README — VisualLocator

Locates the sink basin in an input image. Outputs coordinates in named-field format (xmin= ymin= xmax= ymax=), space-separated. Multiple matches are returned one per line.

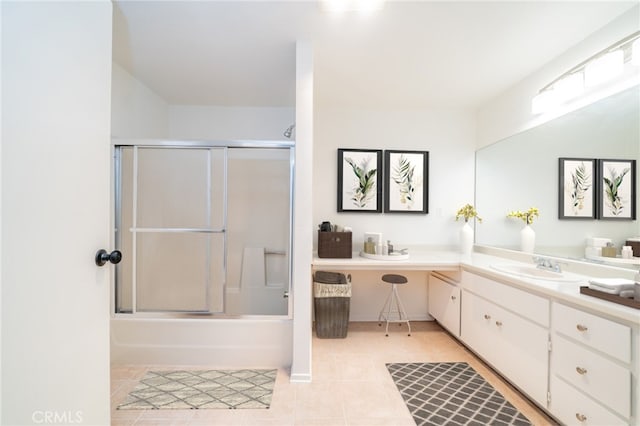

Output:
xmin=490 ymin=264 xmax=582 ymax=282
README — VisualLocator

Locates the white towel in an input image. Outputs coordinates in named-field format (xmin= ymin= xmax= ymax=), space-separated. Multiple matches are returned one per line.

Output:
xmin=620 ymin=289 xmax=635 ymax=298
xmin=588 ymin=281 xmax=636 ymax=295
xmin=240 ymin=247 xmax=266 ymax=288
xmin=587 ymin=278 xmax=635 ymax=289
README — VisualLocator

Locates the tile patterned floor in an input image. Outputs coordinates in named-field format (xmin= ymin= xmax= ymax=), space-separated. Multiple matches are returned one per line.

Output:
xmin=111 ymin=321 xmax=557 ymax=425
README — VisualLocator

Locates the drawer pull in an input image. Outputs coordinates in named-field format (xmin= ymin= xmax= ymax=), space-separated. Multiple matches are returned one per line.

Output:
xmin=495 ymin=320 xmax=503 ymax=327
xmin=575 ymin=413 xmax=587 ymax=422
xmin=576 ymin=324 xmax=588 ymax=332
xmin=483 ymin=314 xmax=491 ymax=320
xmin=575 ymin=366 xmax=588 ymax=375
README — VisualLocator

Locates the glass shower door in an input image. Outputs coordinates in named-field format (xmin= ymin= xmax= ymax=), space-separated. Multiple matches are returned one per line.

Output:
xmin=115 ymin=146 xmax=226 ymax=313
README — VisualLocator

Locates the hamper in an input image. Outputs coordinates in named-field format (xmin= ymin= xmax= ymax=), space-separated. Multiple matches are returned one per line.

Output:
xmin=313 ymin=271 xmax=351 ymax=338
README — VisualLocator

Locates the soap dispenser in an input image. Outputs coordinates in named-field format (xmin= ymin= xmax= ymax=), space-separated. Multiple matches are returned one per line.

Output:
xmin=601 ymin=242 xmax=616 ymax=258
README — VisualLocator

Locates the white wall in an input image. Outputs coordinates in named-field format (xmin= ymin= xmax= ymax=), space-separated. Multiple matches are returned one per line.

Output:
xmin=312 ymin=107 xmax=475 ymax=322
xmin=313 ymin=107 xmax=477 ymax=248
xmin=168 ymin=105 xmax=294 ymax=140
xmin=291 ymin=41 xmax=314 ymax=383
xmin=477 ymin=6 xmax=639 ymax=149
xmin=111 ymin=62 xmax=169 ymax=138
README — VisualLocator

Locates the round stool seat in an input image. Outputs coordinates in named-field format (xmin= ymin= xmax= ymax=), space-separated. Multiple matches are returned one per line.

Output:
xmin=381 ymin=274 xmax=408 ymax=284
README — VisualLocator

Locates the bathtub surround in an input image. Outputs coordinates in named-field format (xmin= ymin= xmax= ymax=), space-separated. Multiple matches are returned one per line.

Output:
xmin=117 ymin=369 xmax=276 ymax=410
xmin=387 ymin=362 xmax=532 ymax=426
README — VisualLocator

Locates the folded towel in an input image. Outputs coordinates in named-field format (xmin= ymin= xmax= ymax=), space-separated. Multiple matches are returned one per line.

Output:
xmin=588 ymin=282 xmax=636 ymax=295
xmin=620 ymin=289 xmax=635 ymax=298
xmin=588 ymin=283 xmax=621 ymax=294
xmin=587 ymin=278 xmax=635 ymax=289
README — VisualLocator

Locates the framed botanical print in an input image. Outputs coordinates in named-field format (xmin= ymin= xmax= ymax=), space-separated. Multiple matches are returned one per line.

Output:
xmin=337 ymin=149 xmax=383 ymax=213
xmin=598 ymin=159 xmax=636 ymax=220
xmin=384 ymin=150 xmax=429 ymax=214
xmin=558 ymin=158 xmax=596 ymax=219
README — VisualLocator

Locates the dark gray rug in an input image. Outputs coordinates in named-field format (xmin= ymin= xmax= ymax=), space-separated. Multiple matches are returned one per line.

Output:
xmin=387 ymin=362 xmax=532 ymax=426
xmin=117 ymin=369 xmax=276 ymax=410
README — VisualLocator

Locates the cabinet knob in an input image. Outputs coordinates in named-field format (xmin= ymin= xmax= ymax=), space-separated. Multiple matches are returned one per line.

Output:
xmin=451 ymin=295 xmax=457 ymax=301
xmin=576 ymin=324 xmax=588 ymax=332
xmin=483 ymin=314 xmax=491 ymax=320
xmin=575 ymin=366 xmax=588 ymax=375
xmin=495 ymin=320 xmax=503 ymax=327
xmin=575 ymin=413 xmax=587 ymax=422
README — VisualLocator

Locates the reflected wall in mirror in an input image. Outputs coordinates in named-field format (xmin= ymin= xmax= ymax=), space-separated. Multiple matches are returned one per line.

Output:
xmin=475 ymin=86 xmax=640 ymax=265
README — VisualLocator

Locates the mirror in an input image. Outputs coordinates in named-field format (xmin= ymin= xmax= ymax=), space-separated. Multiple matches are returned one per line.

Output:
xmin=475 ymin=85 xmax=640 ymax=266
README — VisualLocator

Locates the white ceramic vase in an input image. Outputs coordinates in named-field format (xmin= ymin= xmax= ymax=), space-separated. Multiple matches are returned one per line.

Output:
xmin=460 ymin=221 xmax=474 ymax=255
xmin=520 ymin=224 xmax=535 ymax=253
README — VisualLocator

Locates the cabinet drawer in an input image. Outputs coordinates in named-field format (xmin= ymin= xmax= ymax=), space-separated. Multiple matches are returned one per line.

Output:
xmin=553 ymin=303 xmax=631 ymax=363
xmin=553 ymin=335 xmax=630 ymax=418
xmin=550 ymin=375 xmax=627 ymax=426
xmin=461 ymin=290 xmax=548 ymax=406
xmin=462 ymin=271 xmax=549 ymax=326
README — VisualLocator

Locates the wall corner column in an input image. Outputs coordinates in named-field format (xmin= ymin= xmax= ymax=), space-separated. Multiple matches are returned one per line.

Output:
xmin=291 ymin=40 xmax=314 ymax=383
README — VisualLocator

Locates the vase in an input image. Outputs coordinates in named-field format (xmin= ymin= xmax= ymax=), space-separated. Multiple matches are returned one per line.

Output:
xmin=460 ymin=222 xmax=474 ymax=255
xmin=520 ymin=224 xmax=535 ymax=253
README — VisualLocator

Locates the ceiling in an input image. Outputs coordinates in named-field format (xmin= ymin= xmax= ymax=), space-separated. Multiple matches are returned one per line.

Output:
xmin=112 ymin=0 xmax=637 ymax=109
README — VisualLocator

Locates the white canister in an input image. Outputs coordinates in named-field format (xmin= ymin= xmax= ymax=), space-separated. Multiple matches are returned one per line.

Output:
xmin=622 ymin=246 xmax=633 ymax=259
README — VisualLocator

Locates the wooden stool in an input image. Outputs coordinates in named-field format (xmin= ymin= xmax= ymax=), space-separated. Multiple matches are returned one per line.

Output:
xmin=378 ymin=274 xmax=411 ymax=336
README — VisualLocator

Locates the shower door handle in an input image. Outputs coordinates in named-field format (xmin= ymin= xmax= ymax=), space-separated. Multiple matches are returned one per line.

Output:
xmin=95 ymin=249 xmax=122 ymax=266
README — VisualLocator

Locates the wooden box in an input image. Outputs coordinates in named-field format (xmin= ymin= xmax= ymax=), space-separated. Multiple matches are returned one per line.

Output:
xmin=625 ymin=239 xmax=640 ymax=257
xmin=317 ymin=231 xmax=352 ymax=258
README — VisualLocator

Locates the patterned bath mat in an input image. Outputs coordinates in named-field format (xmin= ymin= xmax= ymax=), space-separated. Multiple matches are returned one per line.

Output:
xmin=117 ymin=369 xmax=277 ymax=410
xmin=387 ymin=362 xmax=532 ymax=426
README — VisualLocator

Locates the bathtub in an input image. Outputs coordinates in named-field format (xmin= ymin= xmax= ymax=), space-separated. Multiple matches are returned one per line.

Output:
xmin=110 ymin=315 xmax=293 ymax=367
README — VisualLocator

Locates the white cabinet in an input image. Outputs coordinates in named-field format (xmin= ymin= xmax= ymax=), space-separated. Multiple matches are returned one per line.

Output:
xmin=428 ymin=273 xmax=460 ymax=336
xmin=550 ymin=302 xmax=633 ymax=424
xmin=460 ymin=271 xmax=549 ymax=407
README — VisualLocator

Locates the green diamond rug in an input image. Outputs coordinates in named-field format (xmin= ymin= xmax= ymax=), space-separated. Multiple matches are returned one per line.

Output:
xmin=117 ymin=369 xmax=277 ymax=410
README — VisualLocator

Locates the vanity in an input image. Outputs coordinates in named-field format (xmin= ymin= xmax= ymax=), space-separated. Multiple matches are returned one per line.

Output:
xmin=437 ymin=249 xmax=638 ymax=426
xmin=312 ymin=247 xmax=640 ymax=425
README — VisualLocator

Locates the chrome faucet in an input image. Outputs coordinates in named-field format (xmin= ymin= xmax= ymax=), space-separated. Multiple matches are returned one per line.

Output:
xmin=533 ymin=256 xmax=563 ymax=273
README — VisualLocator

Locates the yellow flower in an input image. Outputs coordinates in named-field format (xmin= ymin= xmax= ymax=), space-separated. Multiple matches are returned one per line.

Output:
xmin=507 ymin=207 xmax=539 ymax=225
xmin=455 ymin=204 xmax=482 ymax=223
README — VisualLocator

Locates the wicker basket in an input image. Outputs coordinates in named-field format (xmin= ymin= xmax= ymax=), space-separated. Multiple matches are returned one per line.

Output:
xmin=317 ymin=231 xmax=352 ymax=258
xmin=313 ymin=271 xmax=351 ymax=338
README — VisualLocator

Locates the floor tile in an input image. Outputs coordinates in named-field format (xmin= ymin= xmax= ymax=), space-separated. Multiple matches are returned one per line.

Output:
xmin=111 ymin=321 xmax=556 ymax=426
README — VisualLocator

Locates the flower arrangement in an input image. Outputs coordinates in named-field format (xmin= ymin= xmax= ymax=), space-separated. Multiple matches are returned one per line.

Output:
xmin=455 ymin=204 xmax=482 ymax=223
xmin=507 ymin=207 xmax=539 ymax=225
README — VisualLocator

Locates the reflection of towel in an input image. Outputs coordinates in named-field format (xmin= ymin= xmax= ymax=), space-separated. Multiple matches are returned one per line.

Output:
xmin=240 ymin=247 xmax=266 ymax=288
xmin=588 ymin=278 xmax=635 ymax=295
xmin=620 ymin=289 xmax=635 ymax=298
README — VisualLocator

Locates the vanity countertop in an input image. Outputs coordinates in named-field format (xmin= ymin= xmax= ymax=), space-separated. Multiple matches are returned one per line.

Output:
xmin=312 ymin=247 xmax=640 ymax=325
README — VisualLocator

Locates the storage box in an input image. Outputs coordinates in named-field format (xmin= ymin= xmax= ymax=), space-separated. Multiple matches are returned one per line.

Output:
xmin=625 ymin=238 xmax=640 ymax=257
xmin=317 ymin=231 xmax=352 ymax=258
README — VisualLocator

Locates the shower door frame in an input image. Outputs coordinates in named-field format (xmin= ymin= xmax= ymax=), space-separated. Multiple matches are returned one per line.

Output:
xmin=112 ymin=139 xmax=295 ymax=318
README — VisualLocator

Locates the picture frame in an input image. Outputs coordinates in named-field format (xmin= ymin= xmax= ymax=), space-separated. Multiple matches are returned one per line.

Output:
xmin=558 ymin=158 xmax=596 ymax=219
xmin=384 ymin=150 xmax=429 ymax=214
xmin=597 ymin=159 xmax=636 ymax=220
xmin=337 ymin=149 xmax=383 ymax=213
